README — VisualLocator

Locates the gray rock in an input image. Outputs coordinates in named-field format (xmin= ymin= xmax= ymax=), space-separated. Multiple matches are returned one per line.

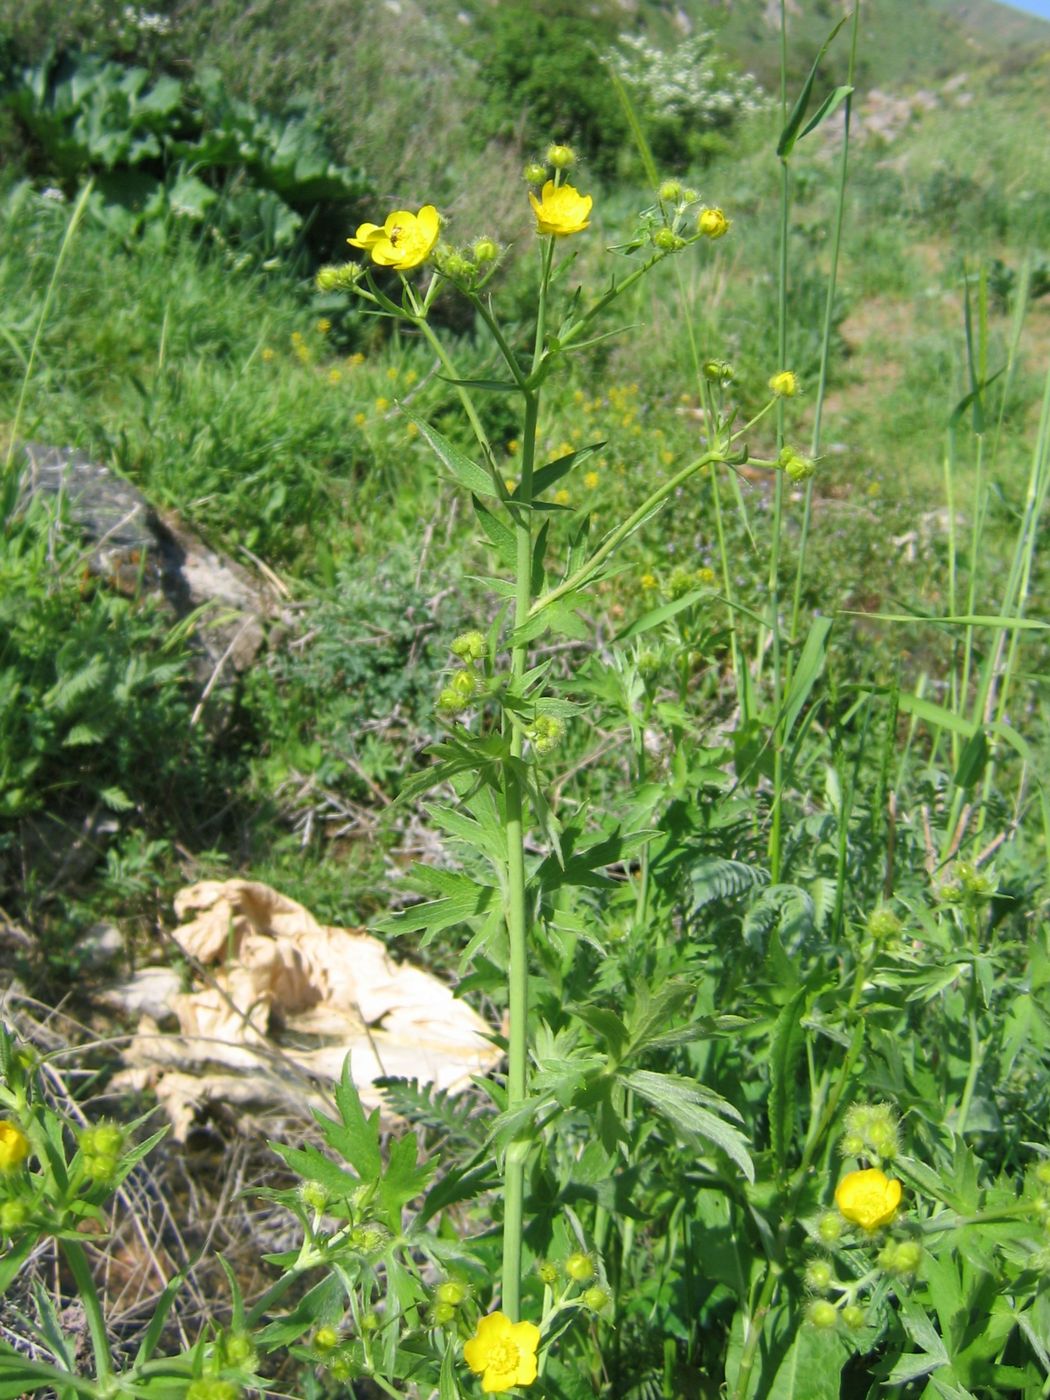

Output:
xmin=16 ymin=442 xmax=273 ymax=687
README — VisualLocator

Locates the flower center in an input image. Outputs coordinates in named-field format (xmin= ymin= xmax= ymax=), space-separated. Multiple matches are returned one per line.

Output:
xmin=489 ymin=1340 xmax=518 ymax=1375
xmin=389 ymin=224 xmax=404 ymax=246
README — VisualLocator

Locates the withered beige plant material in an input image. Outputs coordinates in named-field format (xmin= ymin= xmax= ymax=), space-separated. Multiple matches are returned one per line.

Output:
xmin=117 ymin=879 xmax=500 ymax=1140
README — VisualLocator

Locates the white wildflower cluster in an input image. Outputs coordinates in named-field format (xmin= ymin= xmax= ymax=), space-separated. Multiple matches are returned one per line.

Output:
xmin=608 ymin=30 xmax=767 ymax=131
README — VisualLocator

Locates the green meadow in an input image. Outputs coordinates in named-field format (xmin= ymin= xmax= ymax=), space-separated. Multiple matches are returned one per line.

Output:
xmin=1 ymin=1 xmax=1050 ymax=1396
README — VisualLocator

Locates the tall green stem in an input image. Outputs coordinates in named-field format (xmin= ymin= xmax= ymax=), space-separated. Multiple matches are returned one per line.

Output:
xmin=499 ymin=230 xmax=554 ymax=1316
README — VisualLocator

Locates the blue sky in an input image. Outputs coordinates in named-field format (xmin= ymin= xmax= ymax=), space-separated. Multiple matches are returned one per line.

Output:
xmin=994 ymin=0 xmax=1050 ymax=19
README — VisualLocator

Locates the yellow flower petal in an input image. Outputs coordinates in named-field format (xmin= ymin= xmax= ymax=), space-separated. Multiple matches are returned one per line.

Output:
xmin=835 ymin=1168 xmax=902 ymax=1231
xmin=529 ymin=181 xmax=592 ymax=237
xmin=464 ymin=1311 xmax=540 ymax=1393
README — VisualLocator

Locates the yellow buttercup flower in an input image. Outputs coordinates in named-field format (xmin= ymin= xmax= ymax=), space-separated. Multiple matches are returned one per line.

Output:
xmin=835 ymin=1168 xmax=902 ymax=1231
xmin=348 ymin=205 xmax=440 ymax=270
xmin=0 ymin=1120 xmax=29 ymax=1172
xmin=463 ymin=1312 xmax=540 ymax=1394
xmin=583 ymin=470 xmax=600 ymax=490
xmin=529 ymin=181 xmax=592 ymax=237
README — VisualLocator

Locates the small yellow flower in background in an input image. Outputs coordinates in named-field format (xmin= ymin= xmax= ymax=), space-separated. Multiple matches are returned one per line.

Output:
xmin=348 ymin=204 xmax=441 ymax=271
xmin=769 ymin=370 xmax=800 ymax=398
xmin=505 ymin=479 xmax=517 ymax=493
xmin=316 ymin=318 xmax=331 ymax=335
xmin=406 ymin=421 xmax=419 ymax=438
xmin=507 ymin=439 xmax=519 ymax=456
xmin=404 ymin=368 xmax=418 ymax=386
xmin=530 ymin=181 xmax=592 ymax=237
xmin=354 ymin=411 xmax=367 ymax=428
xmin=661 ymin=449 xmax=674 ymax=466
xmin=640 ymin=572 xmax=658 ymax=591
xmin=387 ymin=366 xmax=399 ymax=381
xmin=328 ymin=368 xmax=343 ymax=385
xmin=835 ymin=1168 xmax=902 ymax=1231
xmin=463 ymin=1311 xmax=540 ymax=1394
xmin=347 ymin=351 xmax=366 ymax=368
xmin=0 ymin=1120 xmax=29 ymax=1172
xmin=554 ymin=488 xmax=571 ymax=506
xmin=290 ymin=330 xmax=304 ymax=344
xmin=261 ymin=347 xmax=275 ymax=363
xmin=698 ymin=207 xmax=730 ymax=239
xmin=375 ymin=396 xmax=390 ymax=412
xmin=583 ymin=470 xmax=600 ymax=490
xmin=573 ymin=388 xmax=586 ymax=405
xmin=557 ymin=440 xmax=573 ymax=457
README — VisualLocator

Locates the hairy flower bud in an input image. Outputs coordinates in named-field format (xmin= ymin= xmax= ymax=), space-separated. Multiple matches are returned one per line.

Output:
xmin=697 ymin=207 xmax=730 ymax=239
xmin=547 ymin=143 xmax=576 ymax=169
xmin=566 ymin=1251 xmax=595 ymax=1283
xmin=524 ymin=162 xmax=548 ymax=184
xmin=769 ymin=370 xmax=800 ymax=398
xmin=658 ymin=179 xmax=682 ymax=202
xmin=807 ymin=1300 xmax=838 ymax=1330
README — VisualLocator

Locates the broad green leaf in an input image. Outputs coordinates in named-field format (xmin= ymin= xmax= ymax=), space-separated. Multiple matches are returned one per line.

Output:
xmin=378 ymin=1134 xmax=435 ymax=1228
xmin=405 ymin=415 xmax=496 ymax=498
xmin=532 ymin=440 xmax=605 ymax=496
xmin=472 ymin=495 xmax=516 ymax=567
xmin=315 ymin=1058 xmax=382 ymax=1182
xmin=622 ymin=1069 xmax=753 ymax=1180
xmin=763 ymin=1316 xmax=849 ymax=1399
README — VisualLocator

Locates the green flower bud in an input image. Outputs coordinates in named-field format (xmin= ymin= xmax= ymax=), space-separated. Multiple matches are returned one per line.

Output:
xmin=842 ymin=1304 xmax=866 ymax=1330
xmin=223 ymin=1333 xmax=256 ymax=1370
xmin=299 ymin=1181 xmax=328 ymax=1213
xmin=79 ymin=1122 xmax=126 ymax=1159
xmin=330 ymin=1358 xmax=355 ymax=1382
xmin=450 ymin=668 xmax=477 ymax=699
xmin=186 ymin=1382 xmax=240 ymax=1400
xmin=652 ymin=226 xmax=684 ymax=252
xmin=0 ymin=1199 xmax=29 ymax=1232
xmin=658 ymin=179 xmax=682 ymax=202
xmin=473 ymin=237 xmax=499 ymax=263
xmin=314 ymin=1326 xmax=339 ymax=1351
xmin=817 ymin=1211 xmax=844 ymax=1244
xmin=451 ymin=631 xmax=486 ymax=662
xmin=431 ymin=1302 xmax=457 ymax=1326
xmin=527 ymin=714 xmax=565 ymax=755
xmin=361 ymin=1312 xmax=381 ymax=1334
xmin=566 ymin=1251 xmax=595 ymax=1283
xmin=547 ymin=144 xmax=576 ymax=169
xmin=437 ymin=687 xmax=468 ymax=715
xmin=582 ymin=1286 xmax=609 ymax=1311
xmin=524 ymin=162 xmax=548 ymax=185
xmin=807 ymin=1300 xmax=838 ymax=1330
xmin=892 ymin=1240 xmax=922 ymax=1274
xmin=804 ymin=1259 xmax=834 ymax=1293
xmin=316 ymin=263 xmax=361 ymax=292
xmin=866 ymin=906 xmax=901 ymax=942
xmin=537 ymin=1261 xmax=559 ymax=1286
xmin=703 ymin=359 xmax=733 ymax=383
xmin=435 ymin=1280 xmax=468 ymax=1307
